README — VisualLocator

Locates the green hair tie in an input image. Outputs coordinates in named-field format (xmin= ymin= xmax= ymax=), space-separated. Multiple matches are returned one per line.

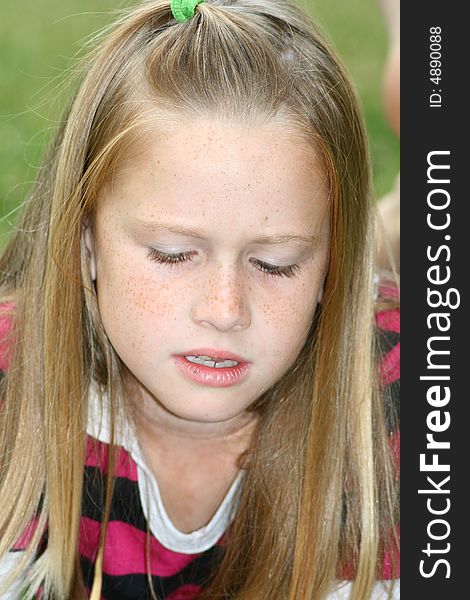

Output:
xmin=171 ymin=0 xmax=205 ymax=22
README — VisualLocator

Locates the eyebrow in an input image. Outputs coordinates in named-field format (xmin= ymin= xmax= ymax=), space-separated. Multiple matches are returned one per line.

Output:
xmin=132 ymin=220 xmax=319 ymax=246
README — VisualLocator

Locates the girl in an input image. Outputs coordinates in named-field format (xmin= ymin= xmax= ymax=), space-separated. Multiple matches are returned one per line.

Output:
xmin=0 ymin=0 xmax=400 ymax=598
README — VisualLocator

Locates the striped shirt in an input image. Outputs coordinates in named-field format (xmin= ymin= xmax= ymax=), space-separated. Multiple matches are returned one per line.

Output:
xmin=0 ymin=289 xmax=400 ymax=599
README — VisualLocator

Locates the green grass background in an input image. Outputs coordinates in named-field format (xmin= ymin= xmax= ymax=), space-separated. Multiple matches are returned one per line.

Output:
xmin=0 ymin=0 xmax=399 ymax=243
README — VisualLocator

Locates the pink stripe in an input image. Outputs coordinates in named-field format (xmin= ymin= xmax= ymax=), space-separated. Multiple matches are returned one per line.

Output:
xmin=85 ymin=437 xmax=138 ymax=481
xmin=379 ymin=343 xmax=400 ymax=386
xmin=0 ymin=303 xmax=14 ymax=371
xmin=79 ymin=517 xmax=101 ymax=563
xmin=375 ymin=308 xmax=400 ymax=333
xmin=79 ymin=517 xmax=202 ymax=577
xmin=382 ymin=525 xmax=400 ymax=579
xmin=165 ymin=584 xmax=203 ymax=599
xmin=378 ymin=282 xmax=399 ymax=301
xmin=12 ymin=517 xmax=42 ymax=550
xmin=216 ymin=530 xmax=229 ymax=546
xmin=84 ymin=590 xmax=105 ymax=600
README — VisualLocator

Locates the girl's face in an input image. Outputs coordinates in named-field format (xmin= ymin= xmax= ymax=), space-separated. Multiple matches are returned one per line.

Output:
xmin=87 ymin=118 xmax=330 ymax=435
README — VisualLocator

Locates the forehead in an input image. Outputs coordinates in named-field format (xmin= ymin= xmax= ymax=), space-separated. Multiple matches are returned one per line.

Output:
xmin=96 ymin=118 xmax=330 ymax=236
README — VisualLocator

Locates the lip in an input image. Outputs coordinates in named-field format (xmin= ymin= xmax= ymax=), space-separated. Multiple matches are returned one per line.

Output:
xmin=178 ymin=348 xmax=249 ymax=363
xmin=173 ymin=349 xmax=250 ymax=388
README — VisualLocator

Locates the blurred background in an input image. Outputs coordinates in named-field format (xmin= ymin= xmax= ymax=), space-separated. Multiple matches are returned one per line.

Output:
xmin=0 ymin=0 xmax=399 ymax=243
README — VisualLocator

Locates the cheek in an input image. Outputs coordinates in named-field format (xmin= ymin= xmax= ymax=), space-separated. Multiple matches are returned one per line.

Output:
xmin=258 ymin=279 xmax=318 ymax=363
xmin=123 ymin=273 xmax=177 ymax=318
xmin=94 ymin=247 xmax=181 ymax=344
xmin=96 ymin=265 xmax=185 ymax=364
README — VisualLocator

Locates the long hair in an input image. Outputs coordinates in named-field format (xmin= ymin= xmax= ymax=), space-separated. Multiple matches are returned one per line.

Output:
xmin=0 ymin=1 xmax=399 ymax=598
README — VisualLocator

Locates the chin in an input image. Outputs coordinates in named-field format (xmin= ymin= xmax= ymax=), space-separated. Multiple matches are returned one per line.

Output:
xmin=170 ymin=404 xmax=245 ymax=424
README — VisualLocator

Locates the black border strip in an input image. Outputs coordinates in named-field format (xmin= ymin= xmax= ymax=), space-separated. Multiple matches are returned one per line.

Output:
xmin=401 ymin=3 xmax=467 ymax=597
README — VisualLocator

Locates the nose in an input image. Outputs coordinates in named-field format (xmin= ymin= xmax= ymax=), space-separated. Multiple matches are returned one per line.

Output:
xmin=191 ymin=265 xmax=251 ymax=332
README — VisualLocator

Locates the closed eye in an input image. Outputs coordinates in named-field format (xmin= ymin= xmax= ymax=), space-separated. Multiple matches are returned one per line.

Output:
xmin=250 ymin=258 xmax=301 ymax=279
xmin=147 ymin=248 xmax=196 ymax=265
xmin=147 ymin=249 xmax=301 ymax=279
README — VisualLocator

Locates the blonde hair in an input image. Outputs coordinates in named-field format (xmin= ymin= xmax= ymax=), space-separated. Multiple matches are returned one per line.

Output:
xmin=0 ymin=1 xmax=399 ymax=598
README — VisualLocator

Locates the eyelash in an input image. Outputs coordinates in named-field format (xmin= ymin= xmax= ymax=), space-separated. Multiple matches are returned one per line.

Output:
xmin=147 ymin=249 xmax=301 ymax=279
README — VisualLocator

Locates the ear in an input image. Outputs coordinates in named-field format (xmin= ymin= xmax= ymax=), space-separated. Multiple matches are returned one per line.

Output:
xmin=82 ymin=220 xmax=97 ymax=282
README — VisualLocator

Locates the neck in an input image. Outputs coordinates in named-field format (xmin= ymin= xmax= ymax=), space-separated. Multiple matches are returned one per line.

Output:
xmin=123 ymin=379 xmax=257 ymax=534
xmin=125 ymin=378 xmax=258 ymax=452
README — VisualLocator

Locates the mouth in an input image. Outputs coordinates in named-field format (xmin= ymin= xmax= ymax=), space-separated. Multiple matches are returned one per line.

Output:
xmin=173 ymin=348 xmax=250 ymax=388
xmin=184 ymin=355 xmax=240 ymax=368
xmin=178 ymin=348 xmax=248 ymax=364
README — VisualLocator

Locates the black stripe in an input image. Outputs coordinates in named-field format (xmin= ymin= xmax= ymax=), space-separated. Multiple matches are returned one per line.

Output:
xmin=376 ymin=328 xmax=400 ymax=357
xmin=81 ymin=543 xmax=223 ymax=599
xmin=383 ymin=378 xmax=400 ymax=433
xmin=375 ymin=325 xmax=400 ymax=433
xmin=83 ymin=467 xmax=147 ymax=531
